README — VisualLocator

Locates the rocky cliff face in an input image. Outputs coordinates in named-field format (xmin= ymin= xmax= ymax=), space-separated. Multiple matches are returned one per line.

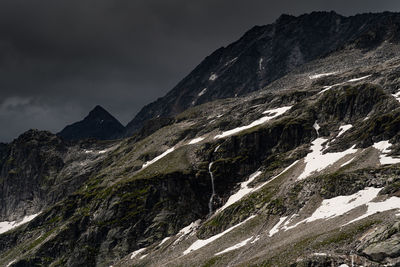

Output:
xmin=58 ymin=105 xmax=125 ymax=141
xmin=125 ymin=11 xmax=400 ymax=135
xmin=2 ymin=11 xmax=400 ymax=267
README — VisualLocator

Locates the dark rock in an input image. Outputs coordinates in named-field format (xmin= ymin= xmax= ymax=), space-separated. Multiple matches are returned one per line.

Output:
xmin=58 ymin=105 xmax=125 ymax=141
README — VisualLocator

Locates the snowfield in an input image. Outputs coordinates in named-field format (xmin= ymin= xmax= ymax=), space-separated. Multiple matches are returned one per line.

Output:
xmin=0 ymin=213 xmax=40 ymax=234
xmin=373 ymin=140 xmax=400 ymax=165
xmin=297 ymin=138 xmax=357 ymax=180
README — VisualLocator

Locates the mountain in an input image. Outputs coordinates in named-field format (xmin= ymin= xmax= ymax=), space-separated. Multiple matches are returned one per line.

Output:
xmin=2 ymin=11 xmax=400 ymax=267
xmin=58 ymin=105 xmax=125 ymax=141
xmin=125 ymin=11 xmax=400 ymax=135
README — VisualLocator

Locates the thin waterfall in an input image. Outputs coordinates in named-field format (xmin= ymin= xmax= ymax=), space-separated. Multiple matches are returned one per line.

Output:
xmin=208 ymin=162 xmax=216 ymax=216
xmin=313 ymin=121 xmax=320 ymax=136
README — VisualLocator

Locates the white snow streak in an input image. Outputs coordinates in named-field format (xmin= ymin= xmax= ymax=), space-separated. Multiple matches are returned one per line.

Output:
xmin=318 ymin=74 xmax=371 ymax=94
xmin=337 ymin=124 xmax=353 ymax=137
xmin=188 ymin=137 xmax=205 ymax=145
xmin=215 ymin=237 xmax=253 ymax=255
xmin=347 ymin=75 xmax=372 ymax=82
xmin=218 ymin=171 xmax=262 ymax=212
xmin=183 ymin=215 xmax=256 ymax=255
xmin=268 ymin=216 xmax=288 ymax=237
xmin=198 ymin=88 xmax=207 ymax=96
xmin=309 ymin=72 xmax=337 ymax=79
xmin=297 ymin=138 xmax=357 ymax=180
xmin=130 ymin=248 xmax=146 ymax=259
xmin=253 ymin=161 xmax=299 ymax=191
xmin=215 ymin=106 xmax=292 ymax=139
xmin=0 ymin=213 xmax=40 ymax=234
xmin=373 ymin=140 xmax=400 ymax=165
xmin=159 ymin=236 xmax=171 ymax=246
xmin=142 ymin=147 xmax=175 ymax=169
xmin=341 ymin=157 xmax=355 ymax=167
xmin=392 ymin=91 xmax=400 ymax=103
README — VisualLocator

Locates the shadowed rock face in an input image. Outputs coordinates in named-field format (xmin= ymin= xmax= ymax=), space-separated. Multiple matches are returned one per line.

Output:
xmin=58 ymin=105 xmax=125 ymax=141
xmin=125 ymin=11 xmax=400 ymax=135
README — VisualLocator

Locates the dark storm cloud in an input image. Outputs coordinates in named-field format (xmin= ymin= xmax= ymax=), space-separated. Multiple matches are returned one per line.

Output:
xmin=0 ymin=0 xmax=399 ymax=142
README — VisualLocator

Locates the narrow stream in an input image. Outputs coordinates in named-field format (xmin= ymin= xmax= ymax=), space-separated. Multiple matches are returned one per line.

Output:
xmin=208 ymin=162 xmax=216 ymax=216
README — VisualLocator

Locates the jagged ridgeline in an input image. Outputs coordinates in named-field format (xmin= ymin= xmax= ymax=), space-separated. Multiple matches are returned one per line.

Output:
xmin=2 ymin=11 xmax=400 ymax=267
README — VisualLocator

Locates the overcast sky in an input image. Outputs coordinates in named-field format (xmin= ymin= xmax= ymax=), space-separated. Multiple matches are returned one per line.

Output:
xmin=0 ymin=0 xmax=399 ymax=142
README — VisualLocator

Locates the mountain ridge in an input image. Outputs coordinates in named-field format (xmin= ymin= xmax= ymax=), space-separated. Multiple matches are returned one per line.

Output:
xmin=124 ymin=11 xmax=400 ymax=135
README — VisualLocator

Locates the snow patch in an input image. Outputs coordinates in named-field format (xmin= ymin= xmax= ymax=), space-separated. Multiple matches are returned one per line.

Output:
xmin=268 ymin=216 xmax=288 ymax=237
xmin=198 ymin=88 xmax=207 ymax=96
xmin=209 ymin=74 xmax=218 ymax=81
xmin=283 ymin=188 xmax=381 ymax=232
xmin=173 ymin=220 xmax=201 ymax=245
xmin=159 ymin=237 xmax=170 ymax=246
xmin=218 ymin=160 xmax=298 ymax=213
xmin=345 ymin=195 xmax=400 ymax=226
xmin=297 ymin=138 xmax=357 ymax=180
xmin=313 ymin=253 xmax=328 ymax=256
xmin=0 ymin=213 xmax=40 ymax=234
xmin=215 ymin=106 xmax=292 ymax=139
xmin=341 ymin=157 xmax=355 ymax=167
xmin=337 ymin=124 xmax=353 ymax=137
xmin=130 ymin=248 xmax=147 ymax=259
xmin=251 ymin=235 xmax=260 ymax=244
xmin=309 ymin=72 xmax=337 ymax=79
xmin=215 ymin=237 xmax=253 ymax=255
xmin=6 ymin=260 xmax=16 ymax=267
xmin=392 ymin=91 xmax=400 ymax=103
xmin=259 ymin=58 xmax=264 ymax=71
xmin=183 ymin=215 xmax=256 ymax=255
xmin=142 ymin=147 xmax=175 ymax=169
xmin=225 ymin=57 xmax=238 ymax=66
xmin=188 ymin=137 xmax=205 ymax=145
xmin=373 ymin=140 xmax=400 ymax=165
xmin=347 ymin=75 xmax=371 ymax=82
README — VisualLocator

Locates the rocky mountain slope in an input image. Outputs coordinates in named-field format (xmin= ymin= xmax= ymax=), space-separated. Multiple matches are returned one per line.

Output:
xmin=58 ymin=105 xmax=125 ymax=141
xmin=125 ymin=11 xmax=400 ymax=135
xmin=1 ymin=11 xmax=400 ymax=267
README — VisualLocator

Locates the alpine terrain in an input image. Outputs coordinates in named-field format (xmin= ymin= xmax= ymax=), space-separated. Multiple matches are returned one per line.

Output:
xmin=2 ymin=11 xmax=400 ymax=267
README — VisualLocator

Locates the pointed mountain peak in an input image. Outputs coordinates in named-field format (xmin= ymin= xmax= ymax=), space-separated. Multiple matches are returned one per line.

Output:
xmin=86 ymin=105 xmax=115 ymax=120
xmin=58 ymin=105 xmax=125 ymax=141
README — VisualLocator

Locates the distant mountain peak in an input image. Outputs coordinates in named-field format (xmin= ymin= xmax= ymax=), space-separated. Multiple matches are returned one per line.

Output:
xmin=58 ymin=105 xmax=125 ymax=141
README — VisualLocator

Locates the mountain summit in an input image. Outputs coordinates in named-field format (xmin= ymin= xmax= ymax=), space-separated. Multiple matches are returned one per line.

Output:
xmin=58 ymin=105 xmax=125 ymax=141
